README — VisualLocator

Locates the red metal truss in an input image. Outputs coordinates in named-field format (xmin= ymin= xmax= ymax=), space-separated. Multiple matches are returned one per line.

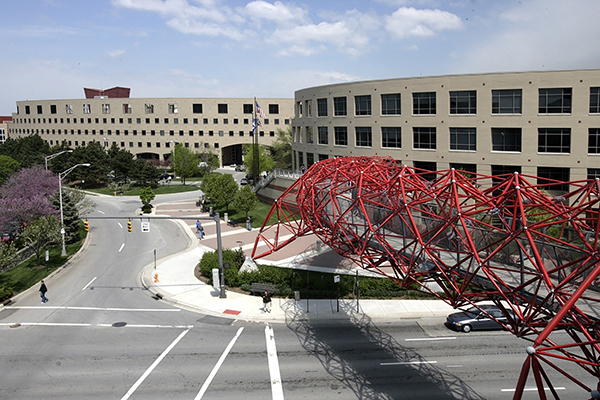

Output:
xmin=251 ymin=156 xmax=600 ymax=399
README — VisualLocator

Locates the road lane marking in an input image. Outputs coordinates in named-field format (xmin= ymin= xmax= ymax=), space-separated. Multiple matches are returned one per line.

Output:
xmin=380 ymin=360 xmax=437 ymax=366
xmin=265 ymin=324 xmax=284 ymax=399
xmin=97 ymin=324 xmax=193 ymax=329
xmin=81 ymin=277 xmax=97 ymax=291
xmin=98 ymin=210 xmax=105 ymax=214
xmin=121 ymin=327 xmax=191 ymax=400
xmin=405 ymin=337 xmax=456 ymax=341
xmin=119 ymin=243 xmax=125 ymax=252
xmin=195 ymin=327 xmax=244 ymax=400
xmin=5 ymin=306 xmax=180 ymax=312
xmin=501 ymin=387 xmax=565 ymax=392
xmin=118 ymin=222 xmax=123 ymax=228
xmin=0 ymin=322 xmax=91 ymax=327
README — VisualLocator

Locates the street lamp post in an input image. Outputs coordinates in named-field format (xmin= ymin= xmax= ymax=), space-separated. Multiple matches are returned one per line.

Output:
xmin=59 ymin=163 xmax=90 ymax=256
xmin=45 ymin=150 xmax=73 ymax=170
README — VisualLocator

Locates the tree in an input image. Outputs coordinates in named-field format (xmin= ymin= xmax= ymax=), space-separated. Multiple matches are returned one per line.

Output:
xmin=139 ymin=186 xmax=156 ymax=213
xmin=197 ymin=143 xmax=219 ymax=176
xmin=271 ymin=127 xmax=292 ymax=169
xmin=202 ymin=174 xmax=238 ymax=211
xmin=107 ymin=142 xmax=136 ymax=182
xmin=0 ymin=242 xmax=17 ymax=273
xmin=232 ymin=185 xmax=258 ymax=218
xmin=243 ymin=144 xmax=275 ymax=178
xmin=69 ymin=141 xmax=110 ymax=187
xmin=0 ymin=134 xmax=50 ymax=168
xmin=63 ymin=187 xmax=96 ymax=218
xmin=50 ymin=188 xmax=81 ymax=243
xmin=0 ymin=155 xmax=20 ymax=186
xmin=21 ymin=215 xmax=61 ymax=265
xmin=172 ymin=144 xmax=198 ymax=185
xmin=0 ymin=166 xmax=59 ymax=234
xmin=133 ymin=158 xmax=159 ymax=188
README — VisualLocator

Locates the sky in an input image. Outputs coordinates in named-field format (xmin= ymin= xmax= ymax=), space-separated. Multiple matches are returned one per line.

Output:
xmin=1 ymin=0 xmax=600 ymax=115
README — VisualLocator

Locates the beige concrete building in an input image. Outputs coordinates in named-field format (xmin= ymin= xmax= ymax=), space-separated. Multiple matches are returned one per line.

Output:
xmin=292 ymin=69 xmax=600 ymax=189
xmin=9 ymin=88 xmax=294 ymax=166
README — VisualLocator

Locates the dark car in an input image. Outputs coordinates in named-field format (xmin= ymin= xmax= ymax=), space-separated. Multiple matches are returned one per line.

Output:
xmin=445 ymin=304 xmax=514 ymax=333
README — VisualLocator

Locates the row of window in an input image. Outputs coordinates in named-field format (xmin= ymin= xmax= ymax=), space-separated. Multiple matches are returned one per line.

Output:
xmin=47 ymin=140 xmax=218 ymax=150
xmin=302 ymin=87 xmax=600 ymax=117
xmin=13 ymin=128 xmax=276 ymax=138
xmin=304 ymin=126 xmax=600 ymax=154
xmin=296 ymin=151 xmax=600 ymax=191
xmin=14 ymin=116 xmax=289 ymax=126
xmin=21 ymin=102 xmax=282 ymax=116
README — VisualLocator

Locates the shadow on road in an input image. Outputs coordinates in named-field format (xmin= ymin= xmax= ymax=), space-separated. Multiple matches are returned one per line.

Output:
xmin=282 ymin=299 xmax=485 ymax=400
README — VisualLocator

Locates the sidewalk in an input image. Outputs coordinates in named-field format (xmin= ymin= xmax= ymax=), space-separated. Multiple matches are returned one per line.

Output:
xmin=139 ymin=200 xmax=455 ymax=323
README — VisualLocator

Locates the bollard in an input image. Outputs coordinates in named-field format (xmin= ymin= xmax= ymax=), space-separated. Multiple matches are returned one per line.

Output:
xmin=154 ymin=273 xmax=159 ymax=283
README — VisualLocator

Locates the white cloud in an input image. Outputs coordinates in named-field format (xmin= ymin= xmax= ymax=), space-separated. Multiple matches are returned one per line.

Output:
xmin=107 ymin=49 xmax=126 ymax=57
xmin=385 ymin=7 xmax=463 ymax=39
xmin=244 ymin=1 xmax=305 ymax=24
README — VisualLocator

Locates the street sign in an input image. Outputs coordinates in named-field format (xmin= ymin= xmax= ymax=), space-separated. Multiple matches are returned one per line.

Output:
xmin=141 ymin=222 xmax=150 ymax=232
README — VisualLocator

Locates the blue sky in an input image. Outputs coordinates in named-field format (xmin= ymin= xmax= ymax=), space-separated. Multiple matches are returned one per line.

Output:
xmin=2 ymin=0 xmax=600 ymax=115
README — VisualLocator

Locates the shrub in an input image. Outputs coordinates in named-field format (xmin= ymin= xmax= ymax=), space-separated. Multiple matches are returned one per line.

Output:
xmin=0 ymin=286 xmax=13 ymax=303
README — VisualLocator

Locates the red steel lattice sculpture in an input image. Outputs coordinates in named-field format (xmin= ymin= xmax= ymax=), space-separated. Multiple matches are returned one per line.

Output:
xmin=252 ymin=156 xmax=600 ymax=400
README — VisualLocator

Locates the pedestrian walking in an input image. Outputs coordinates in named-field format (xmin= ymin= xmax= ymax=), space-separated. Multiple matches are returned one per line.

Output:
xmin=262 ymin=290 xmax=272 ymax=313
xmin=246 ymin=216 xmax=252 ymax=231
xmin=196 ymin=220 xmax=204 ymax=239
xmin=39 ymin=280 xmax=48 ymax=303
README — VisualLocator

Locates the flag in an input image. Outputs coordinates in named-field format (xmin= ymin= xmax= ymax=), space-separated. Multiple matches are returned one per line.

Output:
xmin=256 ymin=101 xmax=266 ymax=119
xmin=253 ymin=117 xmax=262 ymax=128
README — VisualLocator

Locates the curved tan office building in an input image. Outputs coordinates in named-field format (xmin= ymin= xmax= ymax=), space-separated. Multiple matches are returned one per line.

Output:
xmin=9 ymin=87 xmax=294 ymax=166
xmin=292 ymin=69 xmax=600 ymax=188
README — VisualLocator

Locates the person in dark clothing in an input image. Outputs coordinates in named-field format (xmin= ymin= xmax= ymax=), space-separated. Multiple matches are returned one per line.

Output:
xmin=39 ymin=280 xmax=48 ymax=303
xmin=262 ymin=290 xmax=272 ymax=312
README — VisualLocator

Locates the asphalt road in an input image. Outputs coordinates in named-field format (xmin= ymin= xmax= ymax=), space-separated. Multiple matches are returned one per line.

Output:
xmin=0 ymin=190 xmax=589 ymax=399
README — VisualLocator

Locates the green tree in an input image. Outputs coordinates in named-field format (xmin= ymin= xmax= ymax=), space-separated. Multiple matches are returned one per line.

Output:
xmin=139 ymin=186 xmax=156 ymax=213
xmin=69 ymin=140 xmax=110 ymax=187
xmin=243 ymin=144 xmax=275 ymax=178
xmin=197 ymin=142 xmax=219 ymax=176
xmin=0 ymin=242 xmax=17 ymax=272
xmin=204 ymin=174 xmax=239 ymax=211
xmin=232 ymin=185 xmax=258 ymax=218
xmin=0 ymin=155 xmax=20 ymax=186
xmin=133 ymin=158 xmax=159 ymax=188
xmin=50 ymin=188 xmax=80 ymax=244
xmin=107 ymin=142 xmax=136 ymax=182
xmin=172 ymin=144 xmax=198 ymax=185
xmin=0 ymin=134 xmax=50 ymax=168
xmin=271 ymin=127 xmax=292 ymax=169
xmin=21 ymin=215 xmax=61 ymax=265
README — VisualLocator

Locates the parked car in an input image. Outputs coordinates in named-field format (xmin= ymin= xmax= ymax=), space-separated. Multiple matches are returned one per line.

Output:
xmin=235 ymin=164 xmax=245 ymax=171
xmin=445 ymin=304 xmax=514 ymax=333
xmin=240 ymin=178 xmax=248 ymax=185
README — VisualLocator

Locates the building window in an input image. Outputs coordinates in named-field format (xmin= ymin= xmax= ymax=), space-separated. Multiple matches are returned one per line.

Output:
xmin=123 ymin=104 xmax=132 ymax=114
xmin=590 ymin=88 xmax=600 ymax=113
xmin=537 ymin=167 xmax=570 ymax=192
xmin=192 ymin=103 xmax=203 ymax=113
xmin=355 ymin=127 xmax=372 ymax=147
xmin=414 ymin=161 xmax=437 ymax=181
xmin=317 ymin=98 xmax=328 ymax=117
xmin=218 ymin=103 xmax=228 ymax=113
xmin=334 ymin=97 xmax=347 ymax=116
xmin=83 ymin=104 xmax=91 ymax=114
xmin=213 ymin=118 xmax=218 ymax=124
xmin=382 ymin=127 xmax=401 ymax=148
xmin=318 ymin=126 xmax=328 ymax=144
xmin=66 ymin=105 xmax=73 ymax=114
xmin=492 ymin=128 xmax=522 ymax=152
xmin=492 ymin=89 xmax=522 ymax=114
xmin=381 ymin=94 xmax=401 ymax=115
xmin=50 ymin=105 xmax=57 ymax=114
xmin=539 ymin=88 xmax=571 ymax=114
xmin=589 ymin=128 xmax=600 ymax=153
xmin=269 ymin=104 xmax=279 ymax=114
xmin=36 ymin=105 xmax=43 ymax=114
xmin=413 ymin=92 xmax=436 ymax=115
xmin=588 ymin=168 xmax=600 ymax=179
xmin=450 ymin=127 xmax=476 ymax=151
xmin=243 ymin=104 xmax=253 ymax=114
xmin=145 ymin=104 xmax=154 ymax=114
xmin=168 ymin=103 xmax=179 ymax=114
xmin=274 ymin=119 xmax=279 ymax=125
xmin=538 ymin=128 xmax=570 ymax=153
xmin=449 ymin=91 xmax=476 ymax=114
xmin=102 ymin=104 xmax=110 ymax=114
xmin=450 ymin=163 xmax=477 ymax=175
xmin=334 ymin=126 xmax=348 ymax=146
xmin=413 ymin=127 xmax=436 ymax=149
xmin=355 ymin=95 xmax=372 ymax=116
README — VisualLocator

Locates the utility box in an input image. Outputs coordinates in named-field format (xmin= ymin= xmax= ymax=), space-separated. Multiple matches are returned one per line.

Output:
xmin=212 ymin=268 xmax=220 ymax=291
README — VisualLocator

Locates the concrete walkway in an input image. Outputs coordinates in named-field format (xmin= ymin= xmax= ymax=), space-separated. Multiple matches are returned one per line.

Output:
xmin=140 ymin=199 xmax=455 ymax=323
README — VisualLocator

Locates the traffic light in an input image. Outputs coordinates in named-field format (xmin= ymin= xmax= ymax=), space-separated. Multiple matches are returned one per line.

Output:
xmin=127 ymin=220 xmax=132 ymax=232
xmin=84 ymin=220 xmax=89 ymax=232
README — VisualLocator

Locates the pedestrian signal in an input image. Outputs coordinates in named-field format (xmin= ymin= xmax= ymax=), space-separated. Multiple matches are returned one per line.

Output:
xmin=84 ymin=220 xmax=89 ymax=232
xmin=127 ymin=220 xmax=132 ymax=232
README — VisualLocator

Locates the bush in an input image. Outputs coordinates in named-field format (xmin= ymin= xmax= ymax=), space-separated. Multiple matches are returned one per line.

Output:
xmin=0 ymin=286 xmax=13 ymax=302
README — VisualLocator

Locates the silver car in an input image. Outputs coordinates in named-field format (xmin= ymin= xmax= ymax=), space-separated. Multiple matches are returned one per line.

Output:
xmin=445 ymin=305 xmax=513 ymax=333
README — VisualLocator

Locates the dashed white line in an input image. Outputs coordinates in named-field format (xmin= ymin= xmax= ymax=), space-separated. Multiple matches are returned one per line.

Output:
xmin=0 ymin=322 xmax=91 ymax=327
xmin=380 ymin=360 xmax=437 ymax=366
xmin=265 ymin=324 xmax=284 ymax=399
xmin=121 ymin=328 xmax=191 ymax=400
xmin=405 ymin=337 xmax=456 ymax=342
xmin=195 ymin=327 xmax=244 ymax=400
xmin=118 ymin=243 xmax=125 ymax=252
xmin=501 ymin=387 xmax=565 ymax=392
xmin=5 ymin=306 xmax=180 ymax=312
xmin=117 ymin=222 xmax=123 ymax=228
xmin=81 ymin=277 xmax=97 ymax=291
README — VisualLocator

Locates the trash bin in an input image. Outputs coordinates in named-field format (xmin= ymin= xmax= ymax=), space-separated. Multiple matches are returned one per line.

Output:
xmin=294 ymin=291 xmax=300 ymax=302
